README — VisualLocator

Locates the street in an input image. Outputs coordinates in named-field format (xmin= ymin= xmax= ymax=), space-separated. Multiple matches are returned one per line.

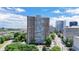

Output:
xmin=51 ymin=34 xmax=68 ymax=51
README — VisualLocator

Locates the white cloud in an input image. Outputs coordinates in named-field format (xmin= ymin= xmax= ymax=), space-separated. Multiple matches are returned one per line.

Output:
xmin=0 ymin=7 xmax=14 ymax=13
xmin=0 ymin=12 xmax=27 ymax=28
xmin=65 ymin=8 xmax=79 ymax=14
xmin=53 ymin=10 xmax=61 ymax=13
xmin=0 ymin=7 xmax=4 ymax=10
xmin=15 ymin=8 xmax=25 ymax=12
xmin=0 ymin=7 xmax=27 ymax=28
xmin=0 ymin=7 xmax=8 ymax=12
xmin=0 ymin=7 xmax=26 ymax=13
xmin=0 ymin=13 xmax=10 ymax=20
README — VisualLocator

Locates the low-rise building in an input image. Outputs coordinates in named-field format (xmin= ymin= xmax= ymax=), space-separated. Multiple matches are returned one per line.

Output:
xmin=64 ymin=26 xmax=79 ymax=39
xmin=73 ymin=36 xmax=79 ymax=50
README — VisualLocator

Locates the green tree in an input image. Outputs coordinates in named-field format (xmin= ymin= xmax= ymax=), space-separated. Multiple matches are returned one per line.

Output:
xmin=50 ymin=45 xmax=61 ymax=51
xmin=65 ymin=38 xmax=73 ymax=47
xmin=61 ymin=36 xmax=65 ymax=43
xmin=20 ymin=32 xmax=26 ymax=42
xmin=14 ymin=36 xmax=20 ymax=42
xmin=3 ymin=35 xmax=10 ymax=41
xmin=14 ymin=32 xmax=20 ymax=38
xmin=14 ymin=32 xmax=26 ymax=42
xmin=51 ymin=32 xmax=55 ymax=40
xmin=0 ymin=36 xmax=4 ymax=44
xmin=45 ymin=37 xmax=51 ymax=47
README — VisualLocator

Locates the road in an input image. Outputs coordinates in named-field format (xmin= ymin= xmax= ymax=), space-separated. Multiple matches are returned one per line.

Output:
xmin=0 ymin=40 xmax=13 ymax=51
xmin=51 ymin=35 xmax=68 ymax=51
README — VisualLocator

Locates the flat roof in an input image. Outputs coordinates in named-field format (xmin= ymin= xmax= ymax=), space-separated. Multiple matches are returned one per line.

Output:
xmin=64 ymin=26 xmax=79 ymax=29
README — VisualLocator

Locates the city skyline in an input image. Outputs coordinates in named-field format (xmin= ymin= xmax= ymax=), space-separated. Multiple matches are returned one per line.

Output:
xmin=0 ymin=7 xmax=79 ymax=28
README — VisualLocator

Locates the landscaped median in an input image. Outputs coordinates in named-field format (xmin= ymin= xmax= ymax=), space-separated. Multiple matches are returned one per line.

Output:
xmin=5 ymin=42 xmax=39 ymax=51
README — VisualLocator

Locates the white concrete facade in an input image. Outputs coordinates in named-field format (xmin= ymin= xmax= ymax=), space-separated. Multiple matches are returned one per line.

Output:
xmin=64 ymin=26 xmax=79 ymax=39
xmin=73 ymin=36 xmax=79 ymax=50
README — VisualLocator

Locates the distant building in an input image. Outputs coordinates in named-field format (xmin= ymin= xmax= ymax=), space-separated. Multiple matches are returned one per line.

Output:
xmin=69 ymin=21 xmax=78 ymax=26
xmin=27 ymin=15 xmax=49 ymax=44
xmin=56 ymin=20 xmax=65 ymax=32
xmin=64 ymin=26 xmax=79 ymax=39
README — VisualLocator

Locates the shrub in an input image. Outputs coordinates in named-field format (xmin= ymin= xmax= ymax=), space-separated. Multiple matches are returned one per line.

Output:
xmin=5 ymin=43 xmax=19 ymax=51
xmin=26 ymin=45 xmax=38 ymax=51
xmin=45 ymin=37 xmax=51 ymax=47
xmin=5 ymin=42 xmax=38 ymax=51
xmin=50 ymin=45 xmax=61 ymax=51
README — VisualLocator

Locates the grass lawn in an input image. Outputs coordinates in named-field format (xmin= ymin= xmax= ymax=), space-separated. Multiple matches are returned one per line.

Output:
xmin=0 ymin=41 xmax=9 ymax=48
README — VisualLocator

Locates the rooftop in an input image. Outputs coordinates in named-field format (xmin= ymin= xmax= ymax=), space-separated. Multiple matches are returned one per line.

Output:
xmin=64 ymin=26 xmax=79 ymax=29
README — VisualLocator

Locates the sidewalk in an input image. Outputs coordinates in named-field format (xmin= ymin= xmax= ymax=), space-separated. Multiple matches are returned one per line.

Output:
xmin=0 ymin=40 xmax=13 ymax=51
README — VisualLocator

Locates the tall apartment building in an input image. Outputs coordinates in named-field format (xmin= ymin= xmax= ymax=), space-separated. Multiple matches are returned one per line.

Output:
xmin=27 ymin=15 xmax=49 ymax=44
xmin=56 ymin=20 xmax=65 ymax=32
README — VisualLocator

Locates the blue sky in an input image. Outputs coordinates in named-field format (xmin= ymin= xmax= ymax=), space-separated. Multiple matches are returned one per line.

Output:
xmin=14 ymin=7 xmax=79 ymax=17
xmin=0 ymin=7 xmax=79 ymax=28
